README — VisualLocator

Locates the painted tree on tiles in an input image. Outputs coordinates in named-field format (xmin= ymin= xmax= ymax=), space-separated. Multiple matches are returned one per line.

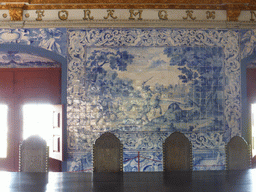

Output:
xmin=163 ymin=46 xmax=224 ymax=130
xmin=84 ymin=48 xmax=135 ymax=125
xmin=85 ymin=49 xmax=135 ymax=96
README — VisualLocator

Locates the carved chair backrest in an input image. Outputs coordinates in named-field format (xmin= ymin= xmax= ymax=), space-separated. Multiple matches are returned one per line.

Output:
xmin=163 ymin=132 xmax=192 ymax=171
xmin=19 ymin=135 xmax=49 ymax=172
xmin=226 ymin=136 xmax=251 ymax=170
xmin=93 ymin=132 xmax=123 ymax=172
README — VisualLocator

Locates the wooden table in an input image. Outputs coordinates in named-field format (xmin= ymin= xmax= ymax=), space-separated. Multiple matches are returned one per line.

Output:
xmin=1 ymin=169 xmax=255 ymax=191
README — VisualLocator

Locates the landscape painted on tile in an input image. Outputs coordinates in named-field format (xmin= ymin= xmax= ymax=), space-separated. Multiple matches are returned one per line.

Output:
xmin=83 ymin=46 xmax=224 ymax=133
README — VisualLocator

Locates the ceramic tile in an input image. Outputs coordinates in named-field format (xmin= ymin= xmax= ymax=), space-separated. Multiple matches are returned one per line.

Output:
xmin=67 ymin=28 xmax=240 ymax=172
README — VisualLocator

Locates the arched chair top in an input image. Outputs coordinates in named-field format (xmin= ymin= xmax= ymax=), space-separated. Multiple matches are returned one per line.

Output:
xmin=93 ymin=132 xmax=123 ymax=172
xmin=226 ymin=136 xmax=250 ymax=170
xmin=95 ymin=132 xmax=121 ymax=148
xmin=19 ymin=135 xmax=49 ymax=172
xmin=163 ymin=132 xmax=192 ymax=171
xmin=227 ymin=136 xmax=248 ymax=148
xmin=21 ymin=135 xmax=47 ymax=148
xmin=164 ymin=132 xmax=190 ymax=145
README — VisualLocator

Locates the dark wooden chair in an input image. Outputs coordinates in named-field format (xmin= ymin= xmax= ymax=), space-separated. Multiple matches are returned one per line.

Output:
xmin=163 ymin=132 xmax=192 ymax=171
xmin=226 ymin=136 xmax=251 ymax=170
xmin=93 ymin=132 xmax=123 ymax=172
xmin=19 ymin=135 xmax=49 ymax=172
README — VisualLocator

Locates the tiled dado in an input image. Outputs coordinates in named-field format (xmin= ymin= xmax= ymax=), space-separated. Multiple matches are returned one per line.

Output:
xmin=67 ymin=147 xmax=226 ymax=172
xmin=66 ymin=131 xmax=226 ymax=172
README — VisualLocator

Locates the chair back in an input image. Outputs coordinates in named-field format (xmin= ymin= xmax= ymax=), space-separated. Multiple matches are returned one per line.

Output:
xmin=93 ymin=132 xmax=123 ymax=172
xmin=19 ymin=135 xmax=49 ymax=172
xmin=226 ymin=136 xmax=251 ymax=170
xmin=163 ymin=132 xmax=192 ymax=171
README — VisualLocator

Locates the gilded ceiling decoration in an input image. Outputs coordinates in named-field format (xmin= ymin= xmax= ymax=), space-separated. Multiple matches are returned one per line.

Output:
xmin=0 ymin=0 xmax=255 ymax=10
xmin=0 ymin=0 xmax=255 ymax=22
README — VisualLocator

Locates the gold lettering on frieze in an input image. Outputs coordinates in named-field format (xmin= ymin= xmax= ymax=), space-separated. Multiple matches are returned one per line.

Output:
xmin=36 ymin=10 xmax=44 ymax=21
xmin=83 ymin=10 xmax=94 ymax=20
xmin=129 ymin=10 xmax=143 ymax=20
xmin=104 ymin=10 xmax=117 ymax=19
xmin=158 ymin=10 xmax=168 ymax=20
xmin=58 ymin=10 xmax=68 ymax=20
xmin=183 ymin=10 xmax=196 ymax=20
xmin=250 ymin=11 xmax=256 ymax=21
xmin=206 ymin=11 xmax=215 ymax=19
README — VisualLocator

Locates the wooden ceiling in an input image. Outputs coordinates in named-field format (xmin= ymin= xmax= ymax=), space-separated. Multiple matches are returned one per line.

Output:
xmin=0 ymin=0 xmax=255 ymax=10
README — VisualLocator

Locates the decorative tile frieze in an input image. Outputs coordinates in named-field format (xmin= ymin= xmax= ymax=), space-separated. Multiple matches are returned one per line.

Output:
xmin=0 ymin=28 xmax=67 ymax=57
xmin=123 ymin=151 xmax=163 ymax=172
xmin=241 ymin=29 xmax=256 ymax=59
xmin=193 ymin=149 xmax=225 ymax=171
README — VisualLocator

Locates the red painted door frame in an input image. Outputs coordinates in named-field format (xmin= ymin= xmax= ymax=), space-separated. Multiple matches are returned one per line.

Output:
xmin=0 ymin=68 xmax=61 ymax=171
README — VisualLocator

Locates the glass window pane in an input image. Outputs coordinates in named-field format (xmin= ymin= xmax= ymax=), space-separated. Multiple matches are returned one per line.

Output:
xmin=252 ymin=104 xmax=256 ymax=157
xmin=23 ymin=104 xmax=53 ymax=146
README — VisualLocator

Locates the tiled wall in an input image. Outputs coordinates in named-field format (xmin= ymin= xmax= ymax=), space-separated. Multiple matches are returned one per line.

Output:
xmin=0 ymin=28 xmax=67 ymax=58
xmin=66 ymin=29 xmax=241 ymax=171
xmin=0 ymin=28 xmax=255 ymax=172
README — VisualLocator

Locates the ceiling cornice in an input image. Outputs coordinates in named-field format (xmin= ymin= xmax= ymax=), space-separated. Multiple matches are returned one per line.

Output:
xmin=0 ymin=0 xmax=256 ymax=22
xmin=0 ymin=0 xmax=255 ymax=10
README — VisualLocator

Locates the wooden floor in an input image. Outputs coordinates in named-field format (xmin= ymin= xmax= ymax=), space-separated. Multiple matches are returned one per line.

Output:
xmin=1 ymin=169 xmax=255 ymax=192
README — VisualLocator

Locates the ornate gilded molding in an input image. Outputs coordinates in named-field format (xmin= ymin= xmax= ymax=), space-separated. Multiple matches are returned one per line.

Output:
xmin=7 ymin=3 xmax=25 ymax=21
xmin=0 ymin=0 xmax=255 ymax=10
xmin=0 ymin=8 xmax=255 ymax=26
xmin=227 ymin=9 xmax=241 ymax=21
xmin=226 ymin=4 xmax=243 ymax=21
xmin=0 ymin=0 xmax=255 ymax=22
xmin=4 ymin=0 xmax=29 ymax=2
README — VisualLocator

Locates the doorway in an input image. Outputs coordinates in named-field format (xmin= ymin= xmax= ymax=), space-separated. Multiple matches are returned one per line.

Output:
xmin=0 ymin=68 xmax=61 ymax=171
xmin=0 ymin=105 xmax=8 ymax=159
xmin=246 ymin=67 xmax=256 ymax=168
xmin=23 ymin=104 xmax=55 ymax=146
xmin=251 ymin=104 xmax=256 ymax=159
